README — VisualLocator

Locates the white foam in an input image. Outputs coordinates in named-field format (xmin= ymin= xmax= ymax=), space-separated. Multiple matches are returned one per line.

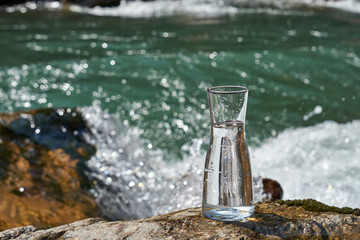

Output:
xmin=4 ymin=0 xmax=360 ymax=17
xmin=68 ymin=0 xmax=360 ymax=17
xmin=81 ymin=105 xmax=360 ymax=220
xmin=69 ymin=0 xmax=239 ymax=18
xmin=251 ymin=120 xmax=360 ymax=208
xmin=322 ymin=0 xmax=360 ymax=13
xmin=80 ymin=105 xmax=265 ymax=220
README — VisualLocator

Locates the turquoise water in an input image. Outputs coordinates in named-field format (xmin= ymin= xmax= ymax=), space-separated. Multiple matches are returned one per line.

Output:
xmin=1 ymin=9 xmax=359 ymax=153
xmin=1 ymin=3 xmax=360 ymax=217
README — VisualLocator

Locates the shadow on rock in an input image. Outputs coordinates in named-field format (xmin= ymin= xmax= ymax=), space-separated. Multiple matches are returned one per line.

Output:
xmin=230 ymin=211 xmax=329 ymax=239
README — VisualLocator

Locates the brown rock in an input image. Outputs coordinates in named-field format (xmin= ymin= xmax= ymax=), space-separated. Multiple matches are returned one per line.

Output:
xmin=1 ymin=201 xmax=359 ymax=239
xmin=262 ymin=178 xmax=284 ymax=201
xmin=0 ymin=108 xmax=98 ymax=231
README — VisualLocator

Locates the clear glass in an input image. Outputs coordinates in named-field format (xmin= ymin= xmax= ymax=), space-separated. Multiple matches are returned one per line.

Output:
xmin=202 ymin=86 xmax=254 ymax=221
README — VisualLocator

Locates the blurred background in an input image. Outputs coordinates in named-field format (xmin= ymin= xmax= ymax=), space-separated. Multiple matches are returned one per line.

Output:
xmin=0 ymin=0 xmax=359 ymax=229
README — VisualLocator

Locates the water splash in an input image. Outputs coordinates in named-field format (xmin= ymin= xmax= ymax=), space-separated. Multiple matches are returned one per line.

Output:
xmin=80 ymin=0 xmax=360 ymax=16
xmin=81 ymin=105 xmax=264 ymax=220
xmin=80 ymin=105 xmax=360 ymax=220
xmin=303 ymin=105 xmax=323 ymax=121
xmin=3 ymin=0 xmax=360 ymax=17
xmin=251 ymin=120 xmax=360 ymax=208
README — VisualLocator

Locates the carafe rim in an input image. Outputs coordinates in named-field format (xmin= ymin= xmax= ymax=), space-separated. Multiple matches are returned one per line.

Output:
xmin=207 ymin=86 xmax=248 ymax=94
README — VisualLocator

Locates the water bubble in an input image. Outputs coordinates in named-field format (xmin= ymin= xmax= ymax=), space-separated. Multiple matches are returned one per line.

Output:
xmin=209 ymin=52 xmax=217 ymax=59
xmin=254 ymin=52 xmax=262 ymax=58
xmin=238 ymin=71 xmax=247 ymax=78
xmin=57 ymin=109 xmax=64 ymax=116
xmin=162 ymin=32 xmax=170 ymax=38
xmin=313 ymin=105 xmax=323 ymax=114
xmin=304 ymin=106 xmax=322 ymax=121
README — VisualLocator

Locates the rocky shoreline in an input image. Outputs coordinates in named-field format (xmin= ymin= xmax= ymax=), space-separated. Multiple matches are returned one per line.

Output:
xmin=1 ymin=201 xmax=360 ymax=239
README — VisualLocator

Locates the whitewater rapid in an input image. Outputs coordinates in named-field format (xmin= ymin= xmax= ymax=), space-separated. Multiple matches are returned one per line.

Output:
xmin=3 ymin=0 xmax=360 ymax=17
xmin=81 ymin=106 xmax=360 ymax=220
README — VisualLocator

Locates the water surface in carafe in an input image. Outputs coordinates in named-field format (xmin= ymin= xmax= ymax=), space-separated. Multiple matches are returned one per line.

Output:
xmin=202 ymin=120 xmax=253 ymax=221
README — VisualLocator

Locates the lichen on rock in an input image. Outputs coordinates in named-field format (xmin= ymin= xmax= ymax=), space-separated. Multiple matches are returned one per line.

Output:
xmin=277 ymin=199 xmax=360 ymax=216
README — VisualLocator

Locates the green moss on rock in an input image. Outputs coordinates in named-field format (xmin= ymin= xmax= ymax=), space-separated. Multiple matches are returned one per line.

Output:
xmin=278 ymin=199 xmax=360 ymax=216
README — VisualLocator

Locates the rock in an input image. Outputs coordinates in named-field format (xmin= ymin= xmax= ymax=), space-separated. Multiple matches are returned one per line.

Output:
xmin=262 ymin=178 xmax=283 ymax=201
xmin=0 ymin=0 xmax=28 ymax=6
xmin=64 ymin=0 xmax=121 ymax=8
xmin=1 ymin=200 xmax=359 ymax=239
xmin=0 ymin=108 xmax=98 ymax=231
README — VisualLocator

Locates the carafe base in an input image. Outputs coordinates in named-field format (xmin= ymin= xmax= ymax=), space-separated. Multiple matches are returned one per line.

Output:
xmin=202 ymin=204 xmax=254 ymax=221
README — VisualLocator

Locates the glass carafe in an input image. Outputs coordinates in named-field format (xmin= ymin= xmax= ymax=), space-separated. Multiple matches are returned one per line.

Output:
xmin=202 ymin=86 xmax=254 ymax=221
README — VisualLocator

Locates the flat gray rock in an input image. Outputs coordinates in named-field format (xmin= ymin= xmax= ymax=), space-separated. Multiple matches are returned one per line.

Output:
xmin=1 ymin=201 xmax=359 ymax=239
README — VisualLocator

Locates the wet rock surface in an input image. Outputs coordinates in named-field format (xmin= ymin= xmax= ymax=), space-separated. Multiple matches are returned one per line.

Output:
xmin=1 ymin=201 xmax=359 ymax=239
xmin=262 ymin=178 xmax=283 ymax=202
xmin=0 ymin=108 xmax=98 ymax=231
